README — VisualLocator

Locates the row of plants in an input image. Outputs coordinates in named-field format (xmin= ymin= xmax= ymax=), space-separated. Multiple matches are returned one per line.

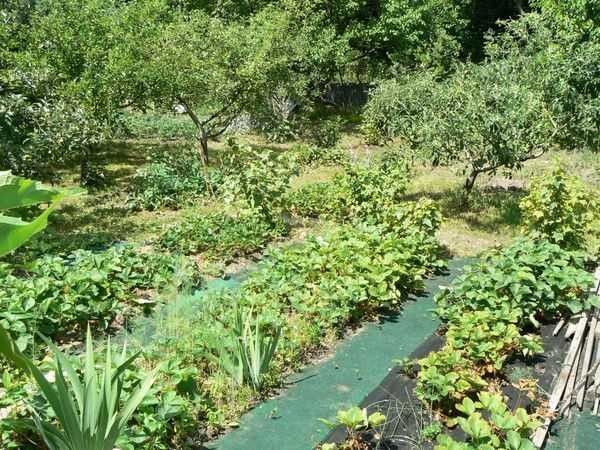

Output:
xmin=0 ymin=245 xmax=199 ymax=353
xmin=418 ymin=166 xmax=599 ymax=448
xmin=128 ymin=202 xmax=446 ymax=447
xmin=324 ymin=165 xmax=600 ymax=449
xmin=0 ymin=153 xmax=449 ymax=449
xmin=286 ymin=153 xmax=411 ymax=223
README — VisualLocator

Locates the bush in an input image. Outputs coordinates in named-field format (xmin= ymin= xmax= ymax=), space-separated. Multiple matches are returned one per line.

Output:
xmin=520 ymin=164 xmax=598 ymax=250
xmin=286 ymin=158 xmax=411 ymax=223
xmin=158 ymin=212 xmax=288 ymax=259
xmin=291 ymin=144 xmax=348 ymax=168
xmin=305 ymin=116 xmax=343 ymax=148
xmin=0 ymin=245 xmax=198 ymax=352
xmin=221 ymin=142 xmax=297 ymax=221
xmin=361 ymin=73 xmax=438 ymax=145
xmin=129 ymin=147 xmax=223 ymax=210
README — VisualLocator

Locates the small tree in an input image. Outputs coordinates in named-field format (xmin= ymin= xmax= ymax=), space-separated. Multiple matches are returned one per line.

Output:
xmin=108 ymin=5 xmax=296 ymax=164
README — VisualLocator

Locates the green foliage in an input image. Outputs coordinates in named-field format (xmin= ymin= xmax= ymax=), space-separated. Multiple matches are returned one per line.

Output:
xmin=305 ymin=116 xmax=343 ymax=149
xmin=0 ymin=171 xmax=74 ymax=257
xmin=158 ymin=212 xmax=287 ymax=260
xmin=520 ymin=164 xmax=598 ymax=250
xmin=119 ymin=112 xmax=197 ymax=140
xmin=445 ymin=311 xmax=543 ymax=373
xmin=435 ymin=238 xmax=593 ymax=327
xmin=209 ymin=308 xmax=280 ymax=390
xmin=0 ymin=245 xmax=197 ymax=351
xmin=362 ymin=72 xmax=438 ymax=145
xmin=242 ymin=224 xmax=442 ymax=334
xmin=416 ymin=348 xmax=487 ymax=407
xmin=0 ymin=89 xmax=104 ymax=181
xmin=436 ymin=393 xmax=540 ymax=450
xmin=221 ymin=142 xmax=297 ymax=221
xmin=0 ymin=326 xmax=158 ymax=450
xmin=287 ymin=158 xmax=412 ymax=224
xmin=129 ymin=147 xmax=223 ymax=210
xmin=320 ymin=406 xmax=386 ymax=438
xmin=364 ymin=9 xmax=600 ymax=192
xmin=364 ymin=57 xmax=555 ymax=192
xmin=291 ymin=144 xmax=348 ymax=168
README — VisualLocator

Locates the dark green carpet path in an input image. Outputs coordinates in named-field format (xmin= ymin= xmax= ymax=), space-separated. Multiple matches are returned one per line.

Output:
xmin=206 ymin=258 xmax=471 ymax=450
xmin=545 ymin=412 xmax=598 ymax=450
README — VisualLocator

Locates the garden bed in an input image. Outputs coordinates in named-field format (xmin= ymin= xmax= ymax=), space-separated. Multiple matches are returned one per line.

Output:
xmin=322 ymin=321 xmax=569 ymax=449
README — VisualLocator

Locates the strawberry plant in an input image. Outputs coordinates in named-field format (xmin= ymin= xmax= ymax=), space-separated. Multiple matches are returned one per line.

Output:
xmin=445 ymin=311 xmax=543 ymax=373
xmin=435 ymin=237 xmax=593 ymax=327
xmin=320 ymin=407 xmax=386 ymax=450
xmin=436 ymin=393 xmax=540 ymax=450
xmin=158 ymin=211 xmax=288 ymax=259
xmin=0 ymin=246 xmax=197 ymax=351
xmin=416 ymin=348 xmax=487 ymax=408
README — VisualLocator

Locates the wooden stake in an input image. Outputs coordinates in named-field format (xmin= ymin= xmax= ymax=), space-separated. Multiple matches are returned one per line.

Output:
xmin=532 ymin=314 xmax=587 ymax=448
xmin=553 ymin=319 xmax=566 ymax=336
xmin=564 ymin=333 xmax=583 ymax=417
xmin=577 ymin=311 xmax=597 ymax=409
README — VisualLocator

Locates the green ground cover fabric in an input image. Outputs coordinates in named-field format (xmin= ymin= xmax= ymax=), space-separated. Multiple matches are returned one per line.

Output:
xmin=545 ymin=412 xmax=598 ymax=450
xmin=207 ymin=258 xmax=472 ymax=450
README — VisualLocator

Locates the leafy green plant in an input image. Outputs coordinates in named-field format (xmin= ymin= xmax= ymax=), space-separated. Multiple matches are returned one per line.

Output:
xmin=242 ymin=224 xmax=441 ymax=334
xmin=286 ymin=158 xmax=413 ymax=227
xmin=221 ymin=142 xmax=297 ymax=221
xmin=129 ymin=147 xmax=223 ymax=210
xmin=520 ymin=163 xmax=598 ymax=250
xmin=435 ymin=237 xmax=593 ymax=327
xmin=436 ymin=393 xmax=541 ymax=450
xmin=445 ymin=311 xmax=543 ymax=374
xmin=0 ymin=245 xmax=197 ymax=351
xmin=0 ymin=171 xmax=75 ymax=257
xmin=0 ymin=326 xmax=158 ymax=450
xmin=320 ymin=406 xmax=386 ymax=449
xmin=209 ymin=308 xmax=280 ymax=391
xmin=415 ymin=348 xmax=487 ymax=408
xmin=158 ymin=211 xmax=288 ymax=259
xmin=291 ymin=144 xmax=348 ymax=168
xmin=305 ymin=116 xmax=343 ymax=149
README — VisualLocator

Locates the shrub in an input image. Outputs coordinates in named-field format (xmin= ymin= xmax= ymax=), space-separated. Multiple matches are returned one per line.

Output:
xmin=0 ymin=88 xmax=104 ymax=182
xmin=435 ymin=237 xmax=594 ymax=328
xmin=362 ymin=73 xmax=438 ymax=145
xmin=221 ymin=142 xmax=297 ymax=221
xmin=286 ymin=158 xmax=411 ymax=224
xmin=305 ymin=116 xmax=343 ymax=148
xmin=286 ymin=182 xmax=343 ymax=219
xmin=158 ymin=212 xmax=288 ymax=259
xmin=0 ymin=245 xmax=197 ymax=351
xmin=291 ymin=144 xmax=348 ymax=168
xmin=129 ymin=147 xmax=223 ymax=210
xmin=520 ymin=164 xmax=598 ymax=250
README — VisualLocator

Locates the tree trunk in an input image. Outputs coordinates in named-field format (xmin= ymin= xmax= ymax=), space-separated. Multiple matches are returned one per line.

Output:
xmin=79 ymin=147 xmax=91 ymax=186
xmin=464 ymin=170 xmax=479 ymax=195
xmin=198 ymin=131 xmax=209 ymax=166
